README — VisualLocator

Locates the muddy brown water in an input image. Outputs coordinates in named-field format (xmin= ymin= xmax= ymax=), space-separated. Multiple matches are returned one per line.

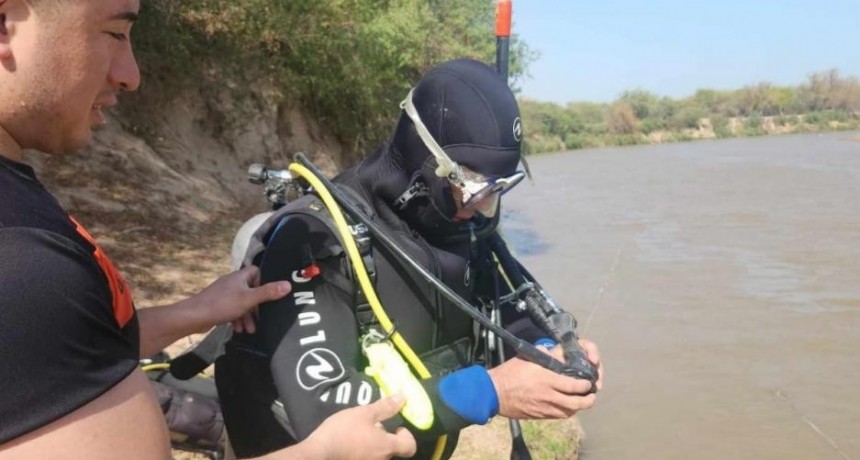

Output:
xmin=502 ymin=132 xmax=860 ymax=460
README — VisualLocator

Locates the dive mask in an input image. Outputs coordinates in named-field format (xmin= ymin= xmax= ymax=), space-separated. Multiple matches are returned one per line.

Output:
xmin=458 ymin=168 xmax=525 ymax=210
xmin=400 ymin=88 xmax=526 ymax=217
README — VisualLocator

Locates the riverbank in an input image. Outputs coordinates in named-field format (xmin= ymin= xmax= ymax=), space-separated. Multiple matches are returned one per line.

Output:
xmin=520 ymin=69 xmax=860 ymax=155
xmin=524 ymin=113 xmax=860 ymax=154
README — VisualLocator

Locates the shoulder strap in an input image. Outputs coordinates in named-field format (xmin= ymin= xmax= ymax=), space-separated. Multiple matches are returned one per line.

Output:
xmin=293 ymin=190 xmax=380 ymax=329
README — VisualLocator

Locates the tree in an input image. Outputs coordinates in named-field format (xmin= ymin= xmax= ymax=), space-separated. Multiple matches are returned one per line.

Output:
xmin=768 ymin=86 xmax=797 ymax=115
xmin=607 ymin=102 xmax=640 ymax=134
xmin=736 ymin=83 xmax=777 ymax=116
xmin=619 ymin=89 xmax=660 ymax=120
xmin=797 ymin=69 xmax=857 ymax=112
xmin=691 ymin=89 xmax=732 ymax=115
xmin=131 ymin=0 xmax=537 ymax=154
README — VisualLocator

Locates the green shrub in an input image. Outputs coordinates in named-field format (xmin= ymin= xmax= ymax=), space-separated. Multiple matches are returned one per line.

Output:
xmin=711 ymin=116 xmax=732 ymax=138
xmin=804 ymin=112 xmax=823 ymax=124
xmin=563 ymin=133 xmax=597 ymax=150
xmin=669 ymin=106 xmax=706 ymax=130
xmin=775 ymin=115 xmax=797 ymax=126
xmin=823 ymin=110 xmax=850 ymax=122
xmin=640 ymin=117 xmax=667 ymax=134
xmin=743 ymin=114 xmax=765 ymax=136
xmin=608 ymin=134 xmax=645 ymax=146
xmin=666 ymin=132 xmax=694 ymax=142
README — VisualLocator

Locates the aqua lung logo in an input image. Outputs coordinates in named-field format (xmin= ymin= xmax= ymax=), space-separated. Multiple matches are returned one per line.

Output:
xmin=512 ymin=117 xmax=522 ymax=142
xmin=296 ymin=348 xmax=345 ymax=390
xmin=464 ymin=261 xmax=472 ymax=287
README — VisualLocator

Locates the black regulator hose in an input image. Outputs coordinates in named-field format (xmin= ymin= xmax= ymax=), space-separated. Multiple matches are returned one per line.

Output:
xmin=487 ymin=234 xmax=599 ymax=385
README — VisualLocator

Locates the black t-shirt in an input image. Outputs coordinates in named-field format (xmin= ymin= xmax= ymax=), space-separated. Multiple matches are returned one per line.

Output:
xmin=0 ymin=155 xmax=139 ymax=443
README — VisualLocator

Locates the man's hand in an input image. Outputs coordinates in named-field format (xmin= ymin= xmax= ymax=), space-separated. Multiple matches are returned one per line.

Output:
xmin=488 ymin=338 xmax=603 ymax=420
xmin=184 ymin=266 xmax=291 ymax=334
xmin=137 ymin=266 xmax=291 ymax=357
xmin=298 ymin=395 xmax=418 ymax=460
xmin=576 ymin=338 xmax=604 ymax=391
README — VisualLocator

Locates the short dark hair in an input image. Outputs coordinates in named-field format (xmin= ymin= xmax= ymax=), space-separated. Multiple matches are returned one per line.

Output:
xmin=26 ymin=0 xmax=65 ymax=15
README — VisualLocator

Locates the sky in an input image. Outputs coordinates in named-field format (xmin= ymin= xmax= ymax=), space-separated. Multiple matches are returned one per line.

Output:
xmin=513 ymin=0 xmax=860 ymax=104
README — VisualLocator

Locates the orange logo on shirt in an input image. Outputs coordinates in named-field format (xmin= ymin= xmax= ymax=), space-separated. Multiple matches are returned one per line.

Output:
xmin=69 ymin=215 xmax=135 ymax=327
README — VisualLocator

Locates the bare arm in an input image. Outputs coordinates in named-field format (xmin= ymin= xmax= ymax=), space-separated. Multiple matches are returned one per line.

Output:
xmin=138 ymin=266 xmax=291 ymax=357
xmin=0 ymin=370 xmax=170 ymax=460
xmin=0 ymin=372 xmax=415 ymax=460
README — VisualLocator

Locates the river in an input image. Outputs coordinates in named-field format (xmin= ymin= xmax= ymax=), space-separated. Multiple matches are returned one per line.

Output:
xmin=503 ymin=132 xmax=860 ymax=460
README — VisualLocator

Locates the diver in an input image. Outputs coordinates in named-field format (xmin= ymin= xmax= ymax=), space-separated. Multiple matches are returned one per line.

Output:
xmin=214 ymin=58 xmax=604 ymax=459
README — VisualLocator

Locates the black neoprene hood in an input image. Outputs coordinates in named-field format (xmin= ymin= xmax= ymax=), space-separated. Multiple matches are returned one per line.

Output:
xmin=395 ymin=58 xmax=523 ymax=178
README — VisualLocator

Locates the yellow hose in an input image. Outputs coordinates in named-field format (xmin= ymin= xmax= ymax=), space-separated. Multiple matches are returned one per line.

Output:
xmin=288 ymin=163 xmax=447 ymax=460
xmin=140 ymin=363 xmax=172 ymax=372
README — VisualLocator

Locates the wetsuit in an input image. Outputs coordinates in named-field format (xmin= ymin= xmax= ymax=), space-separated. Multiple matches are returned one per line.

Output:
xmin=0 ymin=155 xmax=138 ymax=443
xmin=217 ymin=155 xmax=547 ymax=460
xmin=216 ymin=58 xmax=539 ymax=459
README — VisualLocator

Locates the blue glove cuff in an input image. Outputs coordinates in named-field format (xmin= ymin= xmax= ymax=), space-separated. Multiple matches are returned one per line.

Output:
xmin=534 ymin=337 xmax=557 ymax=349
xmin=437 ymin=365 xmax=499 ymax=425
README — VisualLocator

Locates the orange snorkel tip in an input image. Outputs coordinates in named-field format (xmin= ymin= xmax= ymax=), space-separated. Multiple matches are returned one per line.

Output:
xmin=495 ymin=0 xmax=512 ymax=38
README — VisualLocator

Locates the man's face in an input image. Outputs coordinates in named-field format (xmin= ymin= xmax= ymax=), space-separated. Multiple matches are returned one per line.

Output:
xmin=0 ymin=0 xmax=140 ymax=154
xmin=451 ymin=185 xmax=500 ymax=222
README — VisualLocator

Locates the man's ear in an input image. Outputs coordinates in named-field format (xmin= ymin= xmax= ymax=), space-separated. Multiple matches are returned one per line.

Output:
xmin=0 ymin=0 xmax=28 ymax=62
xmin=0 ymin=1 xmax=13 ymax=61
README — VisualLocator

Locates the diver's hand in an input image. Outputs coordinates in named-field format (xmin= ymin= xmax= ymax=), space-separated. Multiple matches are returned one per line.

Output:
xmin=573 ymin=338 xmax=604 ymax=392
xmin=182 ymin=265 xmax=291 ymax=334
xmin=488 ymin=339 xmax=601 ymax=420
xmin=299 ymin=395 xmax=418 ymax=460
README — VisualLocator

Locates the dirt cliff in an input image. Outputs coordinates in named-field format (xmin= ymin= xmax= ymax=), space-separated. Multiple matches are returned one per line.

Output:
xmin=27 ymin=82 xmax=344 ymax=310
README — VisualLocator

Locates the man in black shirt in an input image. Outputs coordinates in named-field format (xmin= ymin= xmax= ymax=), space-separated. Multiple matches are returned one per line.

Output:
xmin=0 ymin=1 xmax=415 ymax=459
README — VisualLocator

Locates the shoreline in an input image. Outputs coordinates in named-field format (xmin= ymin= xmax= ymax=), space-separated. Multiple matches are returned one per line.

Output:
xmin=528 ymin=124 xmax=860 ymax=155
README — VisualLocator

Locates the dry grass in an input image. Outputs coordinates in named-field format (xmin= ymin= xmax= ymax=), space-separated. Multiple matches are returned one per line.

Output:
xmin=454 ymin=418 xmax=583 ymax=460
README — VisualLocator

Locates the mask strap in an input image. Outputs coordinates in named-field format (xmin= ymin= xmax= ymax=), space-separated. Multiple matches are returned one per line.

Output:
xmin=400 ymin=89 xmax=464 ymax=185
